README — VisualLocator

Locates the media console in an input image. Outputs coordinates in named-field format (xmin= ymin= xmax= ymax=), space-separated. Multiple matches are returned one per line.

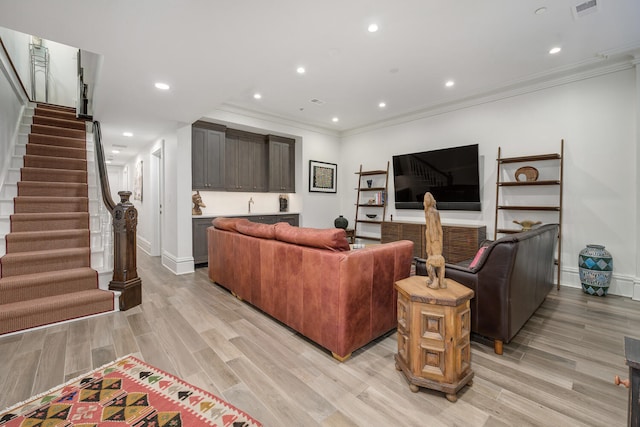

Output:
xmin=381 ymin=221 xmax=486 ymax=263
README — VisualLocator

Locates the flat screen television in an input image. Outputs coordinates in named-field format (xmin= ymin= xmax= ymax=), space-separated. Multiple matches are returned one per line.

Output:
xmin=392 ymin=144 xmax=481 ymax=211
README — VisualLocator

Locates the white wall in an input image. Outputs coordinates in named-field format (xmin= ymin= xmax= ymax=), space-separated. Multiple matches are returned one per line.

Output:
xmin=341 ymin=68 xmax=638 ymax=297
xmin=0 ymin=26 xmax=31 ymax=96
xmin=0 ymin=26 xmax=77 ymax=106
xmin=0 ymin=30 xmax=29 ymax=191
xmin=43 ymin=39 xmax=77 ymax=107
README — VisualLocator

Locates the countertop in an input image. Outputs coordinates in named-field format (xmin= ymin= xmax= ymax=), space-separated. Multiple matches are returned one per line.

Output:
xmin=193 ymin=212 xmax=300 ymax=219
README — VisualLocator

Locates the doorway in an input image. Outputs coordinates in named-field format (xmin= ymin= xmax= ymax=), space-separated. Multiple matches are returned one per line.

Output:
xmin=150 ymin=144 xmax=164 ymax=257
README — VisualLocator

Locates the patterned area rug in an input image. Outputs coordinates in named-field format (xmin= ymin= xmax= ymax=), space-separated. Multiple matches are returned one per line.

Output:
xmin=0 ymin=355 xmax=261 ymax=426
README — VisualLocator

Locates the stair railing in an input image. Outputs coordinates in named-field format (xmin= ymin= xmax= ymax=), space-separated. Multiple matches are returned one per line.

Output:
xmin=93 ymin=121 xmax=142 ymax=310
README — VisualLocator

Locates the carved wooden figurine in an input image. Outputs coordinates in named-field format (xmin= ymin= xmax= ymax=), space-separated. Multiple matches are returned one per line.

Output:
xmin=192 ymin=191 xmax=206 ymax=215
xmin=424 ymin=192 xmax=446 ymax=289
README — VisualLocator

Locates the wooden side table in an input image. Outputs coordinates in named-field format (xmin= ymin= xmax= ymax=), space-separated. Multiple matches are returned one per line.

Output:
xmin=394 ymin=275 xmax=474 ymax=402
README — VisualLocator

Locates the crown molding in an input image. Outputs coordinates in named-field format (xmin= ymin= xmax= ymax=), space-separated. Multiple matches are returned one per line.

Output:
xmin=343 ymin=57 xmax=637 ymax=137
xmin=209 ymin=104 xmax=341 ymax=138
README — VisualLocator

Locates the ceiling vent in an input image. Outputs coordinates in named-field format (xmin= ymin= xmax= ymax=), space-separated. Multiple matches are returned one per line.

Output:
xmin=309 ymin=98 xmax=325 ymax=106
xmin=572 ymin=0 xmax=598 ymax=19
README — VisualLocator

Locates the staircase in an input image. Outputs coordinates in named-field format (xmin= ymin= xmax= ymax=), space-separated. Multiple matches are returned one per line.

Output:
xmin=0 ymin=104 xmax=114 ymax=335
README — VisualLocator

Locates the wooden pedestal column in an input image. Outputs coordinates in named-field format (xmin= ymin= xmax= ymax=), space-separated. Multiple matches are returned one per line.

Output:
xmin=109 ymin=191 xmax=142 ymax=310
xmin=395 ymin=275 xmax=474 ymax=402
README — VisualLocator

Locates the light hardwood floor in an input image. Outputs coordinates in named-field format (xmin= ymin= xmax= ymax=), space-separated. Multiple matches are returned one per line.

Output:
xmin=1 ymin=250 xmax=637 ymax=426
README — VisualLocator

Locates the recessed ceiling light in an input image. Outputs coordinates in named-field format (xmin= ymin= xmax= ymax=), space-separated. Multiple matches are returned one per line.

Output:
xmin=332 ymin=117 xmax=339 ymax=123
xmin=253 ymin=93 xmax=262 ymax=100
xmin=111 ymin=149 xmax=120 ymax=154
xmin=122 ymin=132 xmax=133 ymax=137
xmin=549 ymin=46 xmax=562 ymax=54
xmin=378 ymin=102 xmax=386 ymax=108
xmin=535 ymin=7 xmax=547 ymax=15
xmin=368 ymin=23 xmax=379 ymax=33
xmin=296 ymin=66 xmax=306 ymax=74
xmin=445 ymin=80 xmax=455 ymax=88
xmin=154 ymin=82 xmax=170 ymax=90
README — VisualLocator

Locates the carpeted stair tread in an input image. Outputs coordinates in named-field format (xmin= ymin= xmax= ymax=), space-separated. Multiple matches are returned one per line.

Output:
xmin=29 ymin=133 xmax=86 ymax=149
xmin=0 ymin=104 xmax=114 ymax=335
xmin=17 ymin=181 xmax=88 ymax=197
xmin=0 ymin=267 xmax=98 ymax=304
xmin=13 ymin=196 xmax=88 ymax=213
xmin=26 ymin=143 xmax=87 ymax=160
xmin=10 ymin=212 xmax=89 ymax=232
xmin=0 ymin=289 xmax=114 ymax=335
xmin=34 ymin=107 xmax=78 ymax=121
xmin=36 ymin=103 xmax=76 ymax=113
xmin=24 ymin=154 xmax=87 ymax=171
xmin=5 ymin=229 xmax=90 ymax=253
xmin=0 ymin=247 xmax=91 ymax=277
xmin=31 ymin=124 xmax=85 ymax=139
xmin=32 ymin=115 xmax=86 ymax=130
xmin=21 ymin=167 xmax=87 ymax=184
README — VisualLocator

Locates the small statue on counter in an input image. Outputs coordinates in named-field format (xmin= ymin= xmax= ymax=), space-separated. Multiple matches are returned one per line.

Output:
xmin=192 ymin=191 xmax=206 ymax=215
xmin=424 ymin=192 xmax=446 ymax=289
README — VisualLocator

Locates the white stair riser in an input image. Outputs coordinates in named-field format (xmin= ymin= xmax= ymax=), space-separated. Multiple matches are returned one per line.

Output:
xmin=14 ymin=145 xmax=25 ymax=157
xmin=5 ymin=169 xmax=20 ymax=183
xmin=10 ymin=156 xmax=23 ymax=169
xmin=0 ymin=200 xmax=14 ymax=216
xmin=0 ymin=217 xmax=9 ymax=235
xmin=0 ymin=184 xmax=17 ymax=199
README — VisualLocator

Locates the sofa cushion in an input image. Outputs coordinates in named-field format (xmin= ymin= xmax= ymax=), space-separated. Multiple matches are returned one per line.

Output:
xmin=236 ymin=221 xmax=276 ymax=239
xmin=274 ymin=222 xmax=350 ymax=252
xmin=212 ymin=217 xmax=249 ymax=232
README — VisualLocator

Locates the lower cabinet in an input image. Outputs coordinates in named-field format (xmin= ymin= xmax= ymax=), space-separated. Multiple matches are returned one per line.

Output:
xmin=192 ymin=214 xmax=300 ymax=266
xmin=382 ymin=221 xmax=486 ymax=264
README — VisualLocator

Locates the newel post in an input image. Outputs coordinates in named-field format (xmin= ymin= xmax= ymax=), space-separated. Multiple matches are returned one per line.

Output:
xmin=109 ymin=191 xmax=142 ymax=310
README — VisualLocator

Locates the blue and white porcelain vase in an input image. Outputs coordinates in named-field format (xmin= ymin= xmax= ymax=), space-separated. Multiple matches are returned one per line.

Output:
xmin=578 ymin=244 xmax=613 ymax=296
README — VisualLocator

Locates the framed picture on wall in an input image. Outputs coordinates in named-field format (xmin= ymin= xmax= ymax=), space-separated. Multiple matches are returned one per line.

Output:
xmin=309 ymin=160 xmax=337 ymax=193
xmin=134 ymin=160 xmax=143 ymax=201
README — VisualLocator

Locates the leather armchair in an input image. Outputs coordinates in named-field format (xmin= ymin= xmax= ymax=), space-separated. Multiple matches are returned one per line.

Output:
xmin=418 ymin=224 xmax=559 ymax=354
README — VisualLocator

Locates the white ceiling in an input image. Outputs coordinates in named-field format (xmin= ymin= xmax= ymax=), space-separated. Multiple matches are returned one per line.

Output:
xmin=1 ymin=0 xmax=639 ymax=163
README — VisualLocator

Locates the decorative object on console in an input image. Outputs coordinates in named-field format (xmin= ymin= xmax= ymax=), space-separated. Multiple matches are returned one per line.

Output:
xmin=513 ymin=219 xmax=541 ymax=231
xmin=309 ymin=160 xmax=337 ymax=193
xmin=279 ymin=194 xmax=289 ymax=212
xmin=514 ymin=165 xmax=539 ymax=182
xmin=423 ymin=192 xmax=446 ymax=289
xmin=192 ymin=190 xmax=206 ymax=215
xmin=334 ymin=215 xmax=348 ymax=229
xmin=579 ymin=244 xmax=613 ymax=296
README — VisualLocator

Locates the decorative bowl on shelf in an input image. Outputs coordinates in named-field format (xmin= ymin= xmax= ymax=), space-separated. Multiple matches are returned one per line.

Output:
xmin=515 ymin=166 xmax=539 ymax=182
xmin=366 ymin=214 xmax=377 ymax=219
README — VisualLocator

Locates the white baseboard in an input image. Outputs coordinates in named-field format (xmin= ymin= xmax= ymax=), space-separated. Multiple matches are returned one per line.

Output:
xmin=137 ymin=236 xmax=152 ymax=255
xmin=562 ymin=266 xmax=636 ymax=298
xmin=162 ymin=250 xmax=194 ymax=275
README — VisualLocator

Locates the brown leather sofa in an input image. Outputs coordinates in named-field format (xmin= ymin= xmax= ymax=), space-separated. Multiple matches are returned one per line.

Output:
xmin=419 ymin=223 xmax=559 ymax=354
xmin=207 ymin=217 xmax=414 ymax=361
